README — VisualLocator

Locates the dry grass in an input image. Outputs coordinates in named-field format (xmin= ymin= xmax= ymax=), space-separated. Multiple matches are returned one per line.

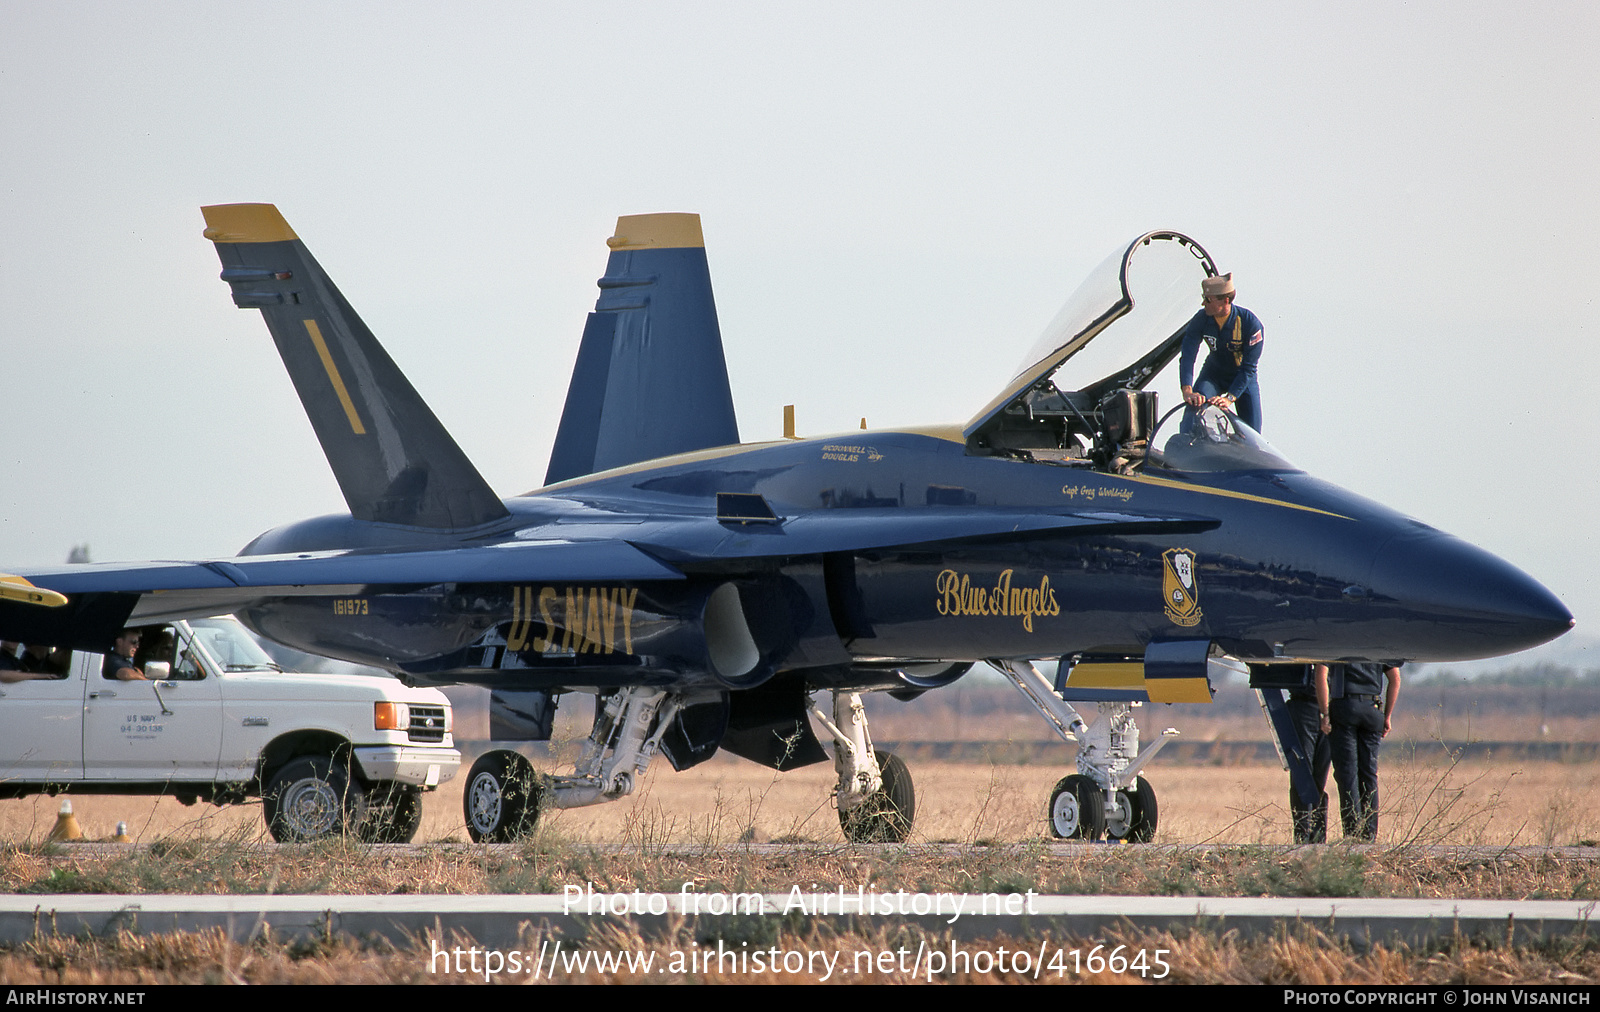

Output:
xmin=7 ymin=708 xmax=1600 ymax=903
xmin=5 ymin=798 xmax=1600 ymax=903
xmin=3 ymin=921 xmax=1597 ymax=985
xmin=7 ymin=748 xmax=1598 ymax=850
xmin=6 ymin=690 xmax=1599 ymax=984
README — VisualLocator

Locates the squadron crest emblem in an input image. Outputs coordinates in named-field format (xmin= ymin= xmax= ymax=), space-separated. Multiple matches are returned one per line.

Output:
xmin=1162 ymin=548 xmax=1202 ymax=627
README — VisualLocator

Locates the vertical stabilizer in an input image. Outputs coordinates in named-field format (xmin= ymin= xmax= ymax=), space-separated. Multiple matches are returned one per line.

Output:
xmin=544 ymin=213 xmax=740 ymax=485
xmin=202 ymin=204 xmax=509 ymax=529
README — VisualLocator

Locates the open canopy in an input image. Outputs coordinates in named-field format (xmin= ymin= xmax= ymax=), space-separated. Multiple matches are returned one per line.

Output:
xmin=963 ymin=231 xmax=1299 ymax=475
xmin=966 ymin=231 xmax=1218 ymax=437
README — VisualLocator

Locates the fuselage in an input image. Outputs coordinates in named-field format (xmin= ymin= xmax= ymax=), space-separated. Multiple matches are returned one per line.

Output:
xmin=235 ymin=426 xmax=1573 ymax=692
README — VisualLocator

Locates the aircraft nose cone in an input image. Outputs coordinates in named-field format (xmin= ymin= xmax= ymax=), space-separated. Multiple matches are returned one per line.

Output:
xmin=1366 ymin=528 xmax=1573 ymax=661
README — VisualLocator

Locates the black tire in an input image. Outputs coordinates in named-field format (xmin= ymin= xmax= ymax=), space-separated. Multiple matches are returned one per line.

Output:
xmin=839 ymin=751 xmax=915 ymax=843
xmin=1048 ymin=773 xmax=1106 ymax=840
xmin=462 ymin=750 xmax=544 ymax=843
xmin=360 ymin=783 xmax=425 ymax=844
xmin=263 ymin=756 xmax=366 ymax=843
xmin=1105 ymin=776 xmax=1159 ymax=843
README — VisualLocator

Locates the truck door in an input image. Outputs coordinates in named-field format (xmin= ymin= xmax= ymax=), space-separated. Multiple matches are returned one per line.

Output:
xmin=0 ymin=645 xmax=84 ymax=784
xmin=83 ymin=623 xmax=224 ymax=782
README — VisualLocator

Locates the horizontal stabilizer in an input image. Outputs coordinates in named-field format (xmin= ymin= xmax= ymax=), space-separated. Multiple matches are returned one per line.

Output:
xmin=544 ymin=213 xmax=740 ymax=485
xmin=202 ymin=204 xmax=509 ymax=529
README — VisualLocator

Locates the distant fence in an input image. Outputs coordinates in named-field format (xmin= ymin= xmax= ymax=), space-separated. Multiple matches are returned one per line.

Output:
xmin=458 ymin=738 xmax=1600 ymax=765
xmin=871 ymin=739 xmax=1600 ymax=765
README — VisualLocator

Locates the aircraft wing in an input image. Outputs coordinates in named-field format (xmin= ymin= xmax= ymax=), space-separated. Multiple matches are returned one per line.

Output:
xmin=14 ymin=540 xmax=686 ymax=595
xmin=2 ymin=503 xmax=1216 ymax=650
xmin=538 ymin=503 xmax=1221 ymax=563
xmin=0 ymin=540 xmax=685 ymax=649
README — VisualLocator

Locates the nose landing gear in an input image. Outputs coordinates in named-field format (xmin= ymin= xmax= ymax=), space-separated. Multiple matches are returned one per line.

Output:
xmin=995 ymin=659 xmax=1177 ymax=842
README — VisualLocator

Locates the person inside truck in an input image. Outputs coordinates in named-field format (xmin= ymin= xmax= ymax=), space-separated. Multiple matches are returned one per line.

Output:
xmin=135 ymin=626 xmax=177 ymax=671
xmin=0 ymin=642 xmax=27 ymax=682
xmin=18 ymin=643 xmax=68 ymax=678
xmin=1 ymin=642 xmax=66 ymax=682
xmin=103 ymin=630 xmax=148 ymax=680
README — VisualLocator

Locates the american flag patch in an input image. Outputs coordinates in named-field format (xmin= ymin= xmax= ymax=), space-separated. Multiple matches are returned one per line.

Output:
xmin=1249 ymin=331 xmax=1263 ymax=345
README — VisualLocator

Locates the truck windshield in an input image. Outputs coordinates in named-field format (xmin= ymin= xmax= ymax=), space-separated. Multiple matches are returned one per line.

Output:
xmin=190 ymin=618 xmax=281 ymax=671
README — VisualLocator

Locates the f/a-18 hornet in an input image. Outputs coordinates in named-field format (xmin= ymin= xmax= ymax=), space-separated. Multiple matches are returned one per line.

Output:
xmin=0 ymin=206 xmax=1572 ymax=843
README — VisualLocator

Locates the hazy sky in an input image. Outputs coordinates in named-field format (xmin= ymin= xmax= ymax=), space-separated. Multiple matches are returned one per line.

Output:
xmin=2 ymin=2 xmax=1594 ymax=667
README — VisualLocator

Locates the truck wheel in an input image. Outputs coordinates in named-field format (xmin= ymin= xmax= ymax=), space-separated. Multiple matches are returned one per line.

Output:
xmin=360 ymin=783 xmax=425 ymax=844
xmin=264 ymin=757 xmax=366 ymax=842
xmin=463 ymin=750 xmax=543 ymax=843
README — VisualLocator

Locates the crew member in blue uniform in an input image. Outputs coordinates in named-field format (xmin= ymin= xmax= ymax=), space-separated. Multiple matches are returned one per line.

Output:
xmin=1180 ymin=273 xmax=1265 ymax=432
xmin=1328 ymin=661 xmax=1402 ymax=840
xmin=1287 ymin=664 xmax=1333 ymax=843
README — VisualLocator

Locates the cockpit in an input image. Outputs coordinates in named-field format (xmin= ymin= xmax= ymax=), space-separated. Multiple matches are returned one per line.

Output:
xmin=964 ymin=230 xmax=1298 ymax=476
xmin=1151 ymin=404 xmax=1295 ymax=473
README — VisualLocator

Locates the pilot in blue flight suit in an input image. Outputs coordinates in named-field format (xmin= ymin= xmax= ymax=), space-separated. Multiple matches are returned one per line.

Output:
xmin=1179 ymin=273 xmax=1265 ymax=432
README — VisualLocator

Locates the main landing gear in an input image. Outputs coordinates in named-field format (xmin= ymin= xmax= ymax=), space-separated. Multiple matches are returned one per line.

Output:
xmin=995 ymin=660 xmax=1176 ymax=843
xmin=464 ymin=686 xmax=681 ymax=843
xmin=462 ymin=685 xmax=920 ymax=845
xmin=810 ymin=689 xmax=915 ymax=843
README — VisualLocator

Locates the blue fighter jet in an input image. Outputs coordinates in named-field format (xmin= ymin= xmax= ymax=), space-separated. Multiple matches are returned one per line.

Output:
xmin=0 ymin=206 xmax=1572 ymax=844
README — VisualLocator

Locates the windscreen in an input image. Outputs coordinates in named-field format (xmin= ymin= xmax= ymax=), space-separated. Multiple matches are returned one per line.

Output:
xmin=1152 ymin=404 xmax=1299 ymax=473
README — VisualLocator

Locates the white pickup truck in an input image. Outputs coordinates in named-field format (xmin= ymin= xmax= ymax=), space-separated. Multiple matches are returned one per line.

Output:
xmin=0 ymin=616 xmax=459 ymax=842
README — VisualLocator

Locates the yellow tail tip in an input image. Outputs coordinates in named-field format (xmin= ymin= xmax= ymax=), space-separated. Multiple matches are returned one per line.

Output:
xmin=201 ymin=203 xmax=298 ymax=243
xmin=607 ymin=213 xmax=704 ymax=251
